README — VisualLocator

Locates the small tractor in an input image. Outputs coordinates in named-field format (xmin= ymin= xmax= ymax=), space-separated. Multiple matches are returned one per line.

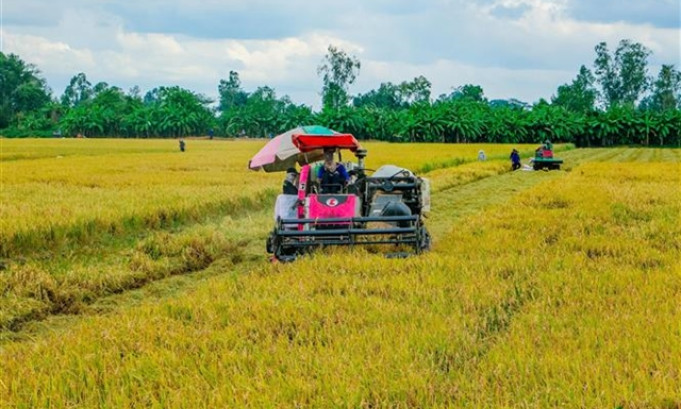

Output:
xmin=265 ymin=132 xmax=431 ymax=262
xmin=532 ymin=140 xmax=563 ymax=170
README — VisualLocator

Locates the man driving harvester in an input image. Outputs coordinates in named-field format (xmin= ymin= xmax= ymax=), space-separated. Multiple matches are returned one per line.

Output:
xmin=317 ymin=147 xmax=349 ymax=193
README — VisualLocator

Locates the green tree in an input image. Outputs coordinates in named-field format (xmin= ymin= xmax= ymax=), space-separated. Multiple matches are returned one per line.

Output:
xmin=529 ymin=102 xmax=576 ymax=143
xmin=438 ymin=84 xmax=486 ymax=103
xmin=359 ymin=106 xmax=400 ymax=140
xmin=60 ymin=82 xmax=143 ymax=137
xmin=399 ymin=76 xmax=432 ymax=105
xmin=122 ymin=104 xmax=154 ymax=138
xmin=640 ymin=65 xmax=681 ymax=112
xmin=658 ymin=110 xmax=681 ymax=146
xmin=353 ymin=82 xmax=403 ymax=109
xmin=489 ymin=98 xmax=530 ymax=110
xmin=90 ymin=85 xmax=129 ymax=136
xmin=587 ymin=106 xmax=632 ymax=146
xmin=218 ymin=71 xmax=249 ymax=112
xmin=316 ymin=106 xmax=366 ymax=138
xmin=552 ymin=65 xmax=597 ymax=113
xmin=218 ymin=84 xmax=302 ymax=137
xmin=279 ymin=104 xmax=315 ymax=131
xmin=317 ymin=45 xmax=361 ymax=110
xmin=241 ymin=86 xmax=283 ymax=137
xmin=60 ymin=105 xmax=98 ymax=136
xmin=61 ymin=72 xmax=93 ymax=108
xmin=151 ymin=86 xmax=213 ymax=137
xmin=594 ymin=39 xmax=651 ymax=108
xmin=0 ymin=52 xmax=52 ymax=129
xmin=488 ymin=105 xmax=531 ymax=143
xmin=438 ymin=100 xmax=485 ymax=143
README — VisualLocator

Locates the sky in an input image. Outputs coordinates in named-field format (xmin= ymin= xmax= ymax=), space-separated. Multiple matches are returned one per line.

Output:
xmin=2 ymin=0 xmax=679 ymax=109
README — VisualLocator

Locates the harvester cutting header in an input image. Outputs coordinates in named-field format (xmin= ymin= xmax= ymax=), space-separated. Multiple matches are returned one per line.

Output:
xmin=249 ymin=125 xmax=431 ymax=262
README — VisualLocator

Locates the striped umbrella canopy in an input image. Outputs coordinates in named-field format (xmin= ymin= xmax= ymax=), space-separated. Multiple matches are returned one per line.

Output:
xmin=248 ymin=125 xmax=340 ymax=172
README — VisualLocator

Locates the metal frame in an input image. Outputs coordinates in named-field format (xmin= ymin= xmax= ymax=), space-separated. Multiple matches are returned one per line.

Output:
xmin=270 ymin=214 xmax=427 ymax=260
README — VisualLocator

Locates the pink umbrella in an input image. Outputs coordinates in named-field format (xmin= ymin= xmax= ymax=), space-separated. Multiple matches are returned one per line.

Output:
xmin=248 ymin=125 xmax=341 ymax=172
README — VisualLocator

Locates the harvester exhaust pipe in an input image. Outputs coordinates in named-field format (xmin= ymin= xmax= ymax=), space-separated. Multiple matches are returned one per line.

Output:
xmin=356 ymin=148 xmax=368 ymax=170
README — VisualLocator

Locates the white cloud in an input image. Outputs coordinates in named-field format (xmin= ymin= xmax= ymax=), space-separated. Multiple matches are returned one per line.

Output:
xmin=2 ymin=0 xmax=679 ymax=108
xmin=4 ymin=32 xmax=96 ymax=73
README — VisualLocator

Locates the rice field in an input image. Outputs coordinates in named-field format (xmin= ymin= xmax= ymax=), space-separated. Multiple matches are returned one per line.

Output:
xmin=1 ymin=139 xmax=679 ymax=408
xmin=0 ymin=139 xmax=538 ymax=259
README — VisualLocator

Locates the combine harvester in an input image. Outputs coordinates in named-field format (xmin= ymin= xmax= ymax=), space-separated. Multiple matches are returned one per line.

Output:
xmin=532 ymin=140 xmax=563 ymax=170
xmin=249 ymin=126 xmax=431 ymax=262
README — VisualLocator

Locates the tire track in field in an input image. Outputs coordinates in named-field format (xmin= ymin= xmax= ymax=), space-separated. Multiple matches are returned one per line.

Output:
xmin=422 ymin=147 xmax=673 ymax=372
xmin=0 ymin=198 xmax=277 ymax=336
xmin=426 ymin=147 xmax=607 ymax=241
xmin=424 ymin=163 xmax=566 ymax=366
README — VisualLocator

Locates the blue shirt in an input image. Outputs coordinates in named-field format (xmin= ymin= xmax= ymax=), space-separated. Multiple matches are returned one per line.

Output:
xmin=317 ymin=163 xmax=349 ymax=181
xmin=317 ymin=163 xmax=349 ymax=193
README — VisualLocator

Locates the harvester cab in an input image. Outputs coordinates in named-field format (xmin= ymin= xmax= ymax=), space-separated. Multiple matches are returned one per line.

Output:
xmin=266 ymin=133 xmax=431 ymax=262
xmin=532 ymin=140 xmax=563 ymax=170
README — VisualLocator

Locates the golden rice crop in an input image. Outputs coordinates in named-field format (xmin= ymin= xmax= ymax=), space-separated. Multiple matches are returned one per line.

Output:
xmin=362 ymin=142 xmax=543 ymax=172
xmin=0 ymin=139 xmax=544 ymax=258
xmin=0 ymin=139 xmax=549 ymax=333
xmin=0 ymin=139 xmax=280 ymax=257
xmin=1 ymin=148 xmax=678 ymax=408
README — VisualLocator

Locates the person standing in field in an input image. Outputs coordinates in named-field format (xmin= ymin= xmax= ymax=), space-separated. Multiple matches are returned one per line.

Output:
xmin=179 ymin=138 xmax=186 ymax=152
xmin=510 ymin=148 xmax=521 ymax=170
xmin=282 ymin=167 xmax=299 ymax=195
xmin=478 ymin=150 xmax=486 ymax=161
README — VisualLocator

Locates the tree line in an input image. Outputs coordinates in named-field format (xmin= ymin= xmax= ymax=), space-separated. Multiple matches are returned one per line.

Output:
xmin=1 ymin=39 xmax=680 ymax=146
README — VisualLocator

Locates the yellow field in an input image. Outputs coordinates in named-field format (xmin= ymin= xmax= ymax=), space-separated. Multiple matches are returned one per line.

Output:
xmin=0 ymin=139 xmax=538 ymax=258
xmin=1 ymin=139 xmax=680 ymax=408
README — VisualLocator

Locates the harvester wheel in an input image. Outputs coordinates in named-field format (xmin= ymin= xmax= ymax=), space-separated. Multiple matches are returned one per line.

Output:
xmin=418 ymin=226 xmax=432 ymax=252
xmin=267 ymin=230 xmax=296 ymax=261
xmin=266 ymin=231 xmax=276 ymax=253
